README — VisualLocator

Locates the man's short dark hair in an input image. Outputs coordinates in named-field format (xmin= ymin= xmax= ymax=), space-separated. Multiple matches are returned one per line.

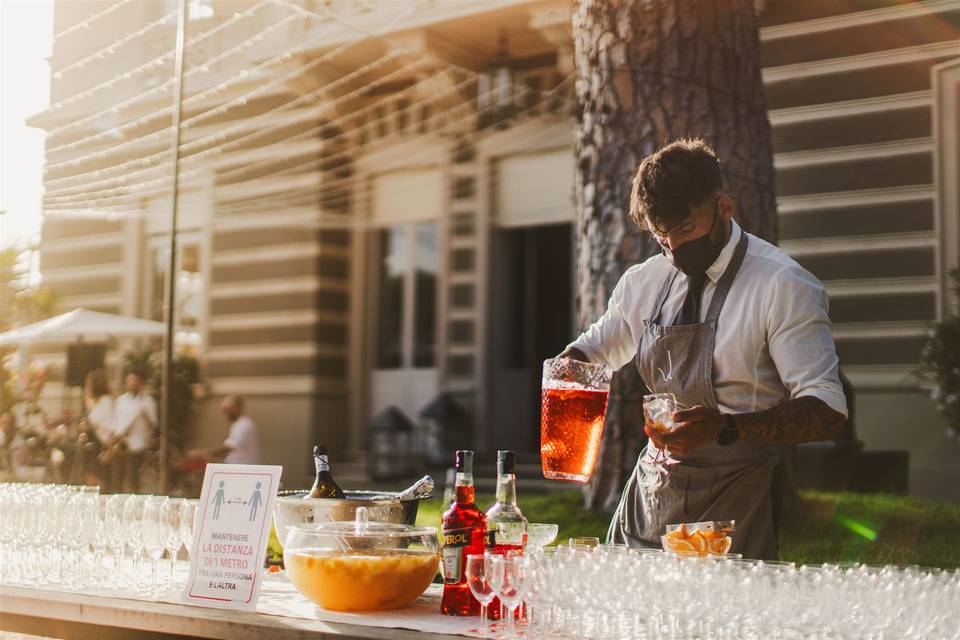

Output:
xmin=629 ymin=138 xmax=722 ymax=233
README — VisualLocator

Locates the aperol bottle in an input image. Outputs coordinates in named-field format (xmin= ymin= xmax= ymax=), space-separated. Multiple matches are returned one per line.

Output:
xmin=440 ymin=450 xmax=488 ymax=616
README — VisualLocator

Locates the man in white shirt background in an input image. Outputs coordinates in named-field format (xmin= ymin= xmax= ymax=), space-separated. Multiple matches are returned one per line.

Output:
xmin=561 ymin=139 xmax=847 ymax=560
xmin=189 ymin=395 xmax=260 ymax=465
xmin=112 ymin=371 xmax=158 ymax=493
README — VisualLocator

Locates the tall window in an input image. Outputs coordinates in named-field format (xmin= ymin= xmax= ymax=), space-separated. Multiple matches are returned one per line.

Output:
xmin=148 ymin=239 xmax=204 ymax=355
xmin=375 ymin=223 xmax=438 ymax=369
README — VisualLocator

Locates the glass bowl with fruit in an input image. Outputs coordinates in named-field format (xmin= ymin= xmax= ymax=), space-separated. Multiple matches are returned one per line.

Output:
xmin=283 ymin=507 xmax=439 ymax=611
xmin=661 ymin=520 xmax=735 ymax=558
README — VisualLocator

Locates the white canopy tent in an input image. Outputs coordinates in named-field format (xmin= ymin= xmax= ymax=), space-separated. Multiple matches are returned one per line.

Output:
xmin=0 ymin=308 xmax=165 ymax=345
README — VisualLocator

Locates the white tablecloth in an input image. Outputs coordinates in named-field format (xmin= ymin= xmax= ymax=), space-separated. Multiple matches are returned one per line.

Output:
xmin=12 ymin=563 xmax=492 ymax=639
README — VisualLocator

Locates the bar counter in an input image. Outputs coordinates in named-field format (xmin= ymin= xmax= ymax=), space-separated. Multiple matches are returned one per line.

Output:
xmin=0 ymin=572 xmax=480 ymax=640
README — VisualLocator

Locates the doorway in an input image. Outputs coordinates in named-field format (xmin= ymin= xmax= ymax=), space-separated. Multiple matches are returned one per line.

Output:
xmin=489 ymin=223 xmax=573 ymax=454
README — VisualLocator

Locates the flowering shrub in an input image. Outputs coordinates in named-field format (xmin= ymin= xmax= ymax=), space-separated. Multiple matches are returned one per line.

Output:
xmin=920 ymin=271 xmax=960 ymax=444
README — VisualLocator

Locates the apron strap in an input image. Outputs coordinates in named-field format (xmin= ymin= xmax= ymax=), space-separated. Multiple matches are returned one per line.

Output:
xmin=649 ymin=268 xmax=679 ymax=324
xmin=703 ymin=232 xmax=749 ymax=324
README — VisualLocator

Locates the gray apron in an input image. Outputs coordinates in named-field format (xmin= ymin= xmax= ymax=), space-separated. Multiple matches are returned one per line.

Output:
xmin=607 ymin=234 xmax=780 ymax=560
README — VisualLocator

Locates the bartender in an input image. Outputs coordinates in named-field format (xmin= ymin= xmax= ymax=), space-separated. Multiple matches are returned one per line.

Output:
xmin=561 ymin=139 xmax=847 ymax=560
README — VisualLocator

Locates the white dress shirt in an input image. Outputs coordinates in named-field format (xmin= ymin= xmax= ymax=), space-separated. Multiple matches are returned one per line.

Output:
xmin=87 ymin=395 xmax=115 ymax=445
xmin=223 ymin=415 xmax=260 ymax=465
xmin=113 ymin=392 xmax=158 ymax=453
xmin=569 ymin=220 xmax=848 ymax=418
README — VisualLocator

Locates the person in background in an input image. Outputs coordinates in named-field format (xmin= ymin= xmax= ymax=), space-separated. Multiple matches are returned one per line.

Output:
xmin=0 ymin=411 xmax=25 ymax=476
xmin=189 ymin=395 xmax=260 ymax=465
xmin=83 ymin=369 xmax=115 ymax=446
xmin=82 ymin=369 xmax=118 ymax=490
xmin=113 ymin=371 xmax=157 ymax=493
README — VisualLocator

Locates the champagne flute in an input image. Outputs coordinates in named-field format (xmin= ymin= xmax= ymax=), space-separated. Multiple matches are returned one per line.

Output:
xmin=122 ymin=495 xmax=146 ymax=588
xmin=105 ymin=494 xmax=129 ymax=587
xmin=497 ymin=555 xmax=527 ymax=639
xmin=180 ymin=499 xmax=198 ymax=566
xmin=88 ymin=495 xmax=109 ymax=585
xmin=466 ymin=554 xmax=496 ymax=635
xmin=162 ymin=498 xmax=184 ymax=589
xmin=142 ymin=496 xmax=168 ymax=596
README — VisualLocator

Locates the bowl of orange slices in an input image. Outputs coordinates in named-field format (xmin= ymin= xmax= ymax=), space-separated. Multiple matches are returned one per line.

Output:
xmin=661 ymin=520 xmax=734 ymax=558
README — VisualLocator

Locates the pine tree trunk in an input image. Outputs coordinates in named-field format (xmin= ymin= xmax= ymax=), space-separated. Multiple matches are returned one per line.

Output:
xmin=574 ymin=0 xmax=778 ymax=511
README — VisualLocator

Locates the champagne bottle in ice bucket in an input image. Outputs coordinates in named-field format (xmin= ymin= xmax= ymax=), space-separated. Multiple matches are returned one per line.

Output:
xmin=540 ymin=357 xmax=613 ymax=483
xmin=307 ymin=445 xmax=346 ymax=499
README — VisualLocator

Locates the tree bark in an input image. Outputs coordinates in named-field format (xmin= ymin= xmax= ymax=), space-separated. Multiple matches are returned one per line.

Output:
xmin=574 ymin=0 xmax=778 ymax=511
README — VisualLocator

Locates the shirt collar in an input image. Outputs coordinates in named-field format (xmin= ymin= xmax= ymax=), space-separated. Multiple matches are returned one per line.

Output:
xmin=704 ymin=219 xmax=742 ymax=284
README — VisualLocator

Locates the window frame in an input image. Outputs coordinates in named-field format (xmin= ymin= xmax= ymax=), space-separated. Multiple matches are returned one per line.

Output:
xmin=144 ymin=232 xmax=206 ymax=357
xmin=371 ymin=222 xmax=439 ymax=371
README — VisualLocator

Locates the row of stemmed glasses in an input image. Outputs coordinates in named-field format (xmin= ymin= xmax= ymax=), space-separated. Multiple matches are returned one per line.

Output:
xmin=506 ymin=540 xmax=960 ymax=640
xmin=0 ymin=483 xmax=199 ymax=597
xmin=466 ymin=552 xmax=529 ymax=639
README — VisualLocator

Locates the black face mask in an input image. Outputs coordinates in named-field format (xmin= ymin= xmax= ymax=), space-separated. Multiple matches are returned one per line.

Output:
xmin=660 ymin=206 xmax=723 ymax=277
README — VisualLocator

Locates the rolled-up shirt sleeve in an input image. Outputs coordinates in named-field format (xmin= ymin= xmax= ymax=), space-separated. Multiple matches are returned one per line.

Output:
xmin=766 ymin=265 xmax=848 ymax=418
xmin=567 ymin=275 xmax=637 ymax=370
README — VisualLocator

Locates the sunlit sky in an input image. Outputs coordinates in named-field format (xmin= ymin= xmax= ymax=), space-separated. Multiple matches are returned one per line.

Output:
xmin=0 ymin=0 xmax=53 ymax=250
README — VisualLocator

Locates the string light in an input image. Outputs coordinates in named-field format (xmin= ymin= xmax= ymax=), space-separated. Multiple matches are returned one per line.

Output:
xmin=43 ymin=49 xmax=415 ymax=191
xmin=52 ymin=8 xmax=179 ymax=78
xmin=44 ymin=12 xmax=302 ymax=149
xmin=44 ymin=71 xmax=574 ymax=213
xmin=44 ymin=0 xmax=423 ymax=150
xmin=42 ymin=52 xmax=421 ymax=198
xmin=46 ymin=0 xmax=277 ymax=114
xmin=43 ymin=63 xmax=458 ymax=210
xmin=43 ymin=63 xmax=462 ymax=207
xmin=52 ymin=0 xmax=136 ymax=42
xmin=43 ymin=70 xmax=573 ymax=211
xmin=224 ymin=94 xmax=576 ymax=215
xmin=212 ymin=74 xmax=576 ymax=214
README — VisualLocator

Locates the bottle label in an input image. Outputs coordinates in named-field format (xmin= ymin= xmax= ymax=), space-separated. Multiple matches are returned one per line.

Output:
xmin=441 ymin=527 xmax=473 ymax=584
xmin=315 ymin=455 xmax=330 ymax=472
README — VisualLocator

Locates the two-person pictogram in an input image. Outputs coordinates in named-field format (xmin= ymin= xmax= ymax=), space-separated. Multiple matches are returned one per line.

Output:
xmin=210 ymin=480 xmax=263 ymax=521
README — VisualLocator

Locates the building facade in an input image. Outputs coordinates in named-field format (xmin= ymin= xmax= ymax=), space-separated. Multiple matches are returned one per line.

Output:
xmin=28 ymin=0 xmax=960 ymax=499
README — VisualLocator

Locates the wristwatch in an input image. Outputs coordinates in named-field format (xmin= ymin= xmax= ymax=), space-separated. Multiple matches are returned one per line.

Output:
xmin=717 ymin=414 xmax=739 ymax=446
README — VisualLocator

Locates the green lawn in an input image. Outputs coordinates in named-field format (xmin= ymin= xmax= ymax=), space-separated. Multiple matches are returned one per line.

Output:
xmin=416 ymin=491 xmax=960 ymax=569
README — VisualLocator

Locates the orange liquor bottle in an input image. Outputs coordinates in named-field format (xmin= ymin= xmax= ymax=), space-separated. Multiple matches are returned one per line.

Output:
xmin=440 ymin=450 xmax=488 ymax=616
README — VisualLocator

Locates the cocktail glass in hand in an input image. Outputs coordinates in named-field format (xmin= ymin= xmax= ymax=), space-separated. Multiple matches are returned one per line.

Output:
xmin=466 ymin=554 xmax=496 ymax=635
xmin=540 ymin=357 xmax=613 ymax=483
xmin=643 ymin=393 xmax=680 ymax=463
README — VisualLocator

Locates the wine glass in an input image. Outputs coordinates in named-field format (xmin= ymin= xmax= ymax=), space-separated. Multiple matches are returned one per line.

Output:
xmin=466 ymin=554 xmax=497 ymax=635
xmin=105 ymin=494 xmax=129 ymax=587
xmin=525 ymin=523 xmax=558 ymax=552
xmin=161 ymin=498 xmax=184 ymax=589
xmin=0 ymin=491 xmax=16 ymax=583
xmin=122 ymin=495 xmax=146 ymax=589
xmin=142 ymin=496 xmax=168 ymax=596
xmin=497 ymin=555 xmax=528 ymax=639
xmin=180 ymin=499 xmax=198 ymax=564
xmin=88 ymin=495 xmax=109 ymax=585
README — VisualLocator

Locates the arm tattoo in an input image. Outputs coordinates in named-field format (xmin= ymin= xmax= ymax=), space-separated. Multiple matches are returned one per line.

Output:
xmin=732 ymin=396 xmax=845 ymax=445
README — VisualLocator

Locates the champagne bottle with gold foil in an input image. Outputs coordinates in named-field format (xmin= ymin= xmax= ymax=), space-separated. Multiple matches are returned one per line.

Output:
xmin=306 ymin=445 xmax=346 ymax=499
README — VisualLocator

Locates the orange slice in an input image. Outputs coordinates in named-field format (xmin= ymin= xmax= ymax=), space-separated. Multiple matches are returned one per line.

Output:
xmin=667 ymin=538 xmax=698 ymax=556
xmin=707 ymin=536 xmax=732 ymax=555
xmin=688 ymin=530 xmax=708 ymax=556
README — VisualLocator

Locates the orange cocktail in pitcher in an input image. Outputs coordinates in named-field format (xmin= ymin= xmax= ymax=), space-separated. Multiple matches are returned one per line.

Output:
xmin=540 ymin=357 xmax=612 ymax=483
